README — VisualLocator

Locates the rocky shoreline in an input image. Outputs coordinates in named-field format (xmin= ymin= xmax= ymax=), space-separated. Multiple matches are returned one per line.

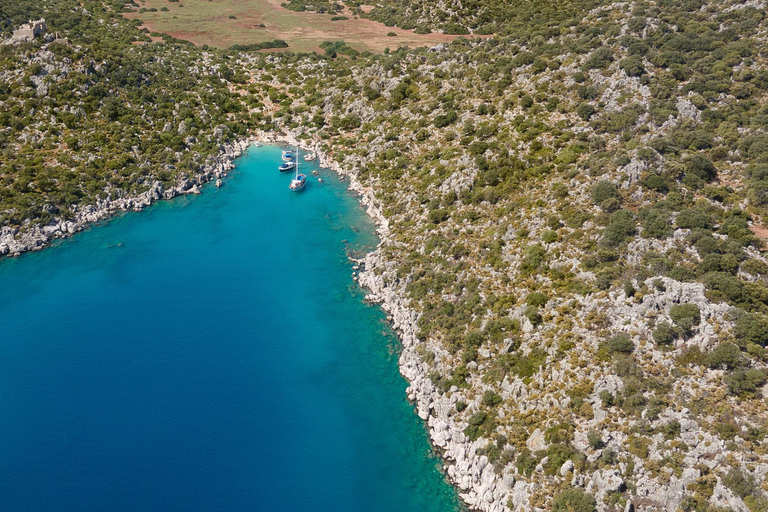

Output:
xmin=261 ymin=129 xmax=510 ymax=510
xmin=358 ymin=248 xmax=511 ymax=512
xmin=0 ymin=138 xmax=254 ymax=258
xmin=258 ymin=129 xmax=507 ymax=511
xmin=1 ymin=129 xmax=513 ymax=511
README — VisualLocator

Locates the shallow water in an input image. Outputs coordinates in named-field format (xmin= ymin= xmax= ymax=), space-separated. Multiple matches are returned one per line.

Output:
xmin=0 ymin=145 xmax=461 ymax=512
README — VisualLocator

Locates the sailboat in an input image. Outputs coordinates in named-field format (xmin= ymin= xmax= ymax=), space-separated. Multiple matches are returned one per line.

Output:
xmin=289 ymin=145 xmax=306 ymax=191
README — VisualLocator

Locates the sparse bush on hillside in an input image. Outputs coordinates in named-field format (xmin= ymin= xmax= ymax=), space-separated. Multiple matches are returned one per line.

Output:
xmin=552 ymin=489 xmax=597 ymax=512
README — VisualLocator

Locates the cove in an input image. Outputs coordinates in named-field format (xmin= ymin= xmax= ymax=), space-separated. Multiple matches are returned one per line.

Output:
xmin=0 ymin=145 xmax=462 ymax=512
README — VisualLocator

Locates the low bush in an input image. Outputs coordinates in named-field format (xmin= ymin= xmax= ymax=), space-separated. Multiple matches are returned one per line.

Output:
xmin=552 ymin=489 xmax=597 ymax=512
xmin=653 ymin=322 xmax=677 ymax=345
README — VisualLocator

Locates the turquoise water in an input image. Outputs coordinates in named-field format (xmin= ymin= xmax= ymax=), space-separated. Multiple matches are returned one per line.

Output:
xmin=0 ymin=145 xmax=461 ymax=512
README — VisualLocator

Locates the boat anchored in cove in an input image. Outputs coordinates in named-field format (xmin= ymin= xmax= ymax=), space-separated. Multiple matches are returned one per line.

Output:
xmin=278 ymin=160 xmax=296 ymax=172
xmin=289 ymin=146 xmax=306 ymax=192
xmin=278 ymin=149 xmax=296 ymax=172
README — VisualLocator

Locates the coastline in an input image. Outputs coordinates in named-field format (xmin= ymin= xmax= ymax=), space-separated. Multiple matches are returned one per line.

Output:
xmin=1 ymin=130 xmax=508 ymax=511
xmin=266 ymin=130 xmax=512 ymax=512
xmin=0 ymin=137 xmax=254 ymax=258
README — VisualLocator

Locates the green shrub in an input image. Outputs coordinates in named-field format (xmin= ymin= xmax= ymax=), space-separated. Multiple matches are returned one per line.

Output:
xmin=600 ymin=210 xmax=636 ymax=247
xmin=627 ymin=435 xmax=651 ymax=459
xmin=734 ymin=314 xmax=768 ymax=347
xmin=605 ymin=333 xmax=635 ymax=354
xmin=662 ymin=420 xmax=681 ymax=440
xmin=526 ymin=292 xmax=548 ymax=307
xmin=620 ymin=55 xmax=645 ymax=76
xmin=584 ymin=46 xmax=614 ymax=70
xmin=686 ymin=154 xmax=717 ymax=182
xmin=670 ymin=303 xmax=701 ymax=333
xmin=599 ymin=390 xmax=615 ymax=407
xmin=524 ymin=305 xmax=543 ymax=326
xmin=652 ymin=322 xmax=677 ymax=345
xmin=587 ymin=431 xmax=604 ymax=449
xmin=640 ymin=208 xmax=671 ymax=239
xmin=544 ymin=443 xmax=576 ymax=475
xmin=577 ymin=103 xmax=596 ymax=120
xmin=482 ymin=390 xmax=503 ymax=407
xmin=706 ymin=342 xmax=745 ymax=370
xmin=741 ymin=258 xmax=768 ymax=277
xmin=702 ymin=272 xmax=747 ymax=305
xmin=723 ymin=468 xmax=758 ymax=498
xmin=642 ymin=173 xmax=669 ymax=192
xmin=590 ymin=180 xmax=620 ymax=209
xmin=676 ymin=208 xmax=713 ymax=230
xmin=516 ymin=448 xmax=538 ymax=476
xmin=542 ymin=229 xmax=558 ymax=244
xmin=464 ymin=410 xmax=493 ymax=441
xmin=433 ymin=110 xmax=458 ymax=128
xmin=726 ymin=369 xmax=767 ymax=397
xmin=521 ymin=244 xmax=546 ymax=274
xmin=443 ymin=23 xmax=469 ymax=34
xmin=552 ymin=489 xmax=597 ymax=512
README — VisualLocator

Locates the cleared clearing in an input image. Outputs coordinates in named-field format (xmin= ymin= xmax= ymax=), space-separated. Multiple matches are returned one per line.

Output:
xmin=124 ymin=0 xmax=472 ymax=53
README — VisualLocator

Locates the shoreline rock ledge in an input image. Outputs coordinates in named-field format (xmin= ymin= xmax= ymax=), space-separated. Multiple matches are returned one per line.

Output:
xmin=268 ymin=128 xmax=511 ymax=511
xmin=0 ymin=138 xmax=252 ymax=258
xmin=357 ymin=250 xmax=513 ymax=512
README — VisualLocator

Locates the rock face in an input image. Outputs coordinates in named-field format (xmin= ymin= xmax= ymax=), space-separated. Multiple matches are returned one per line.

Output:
xmin=359 ymin=248 xmax=514 ymax=512
xmin=10 ymin=19 xmax=46 ymax=43
xmin=0 ymin=138 xmax=252 ymax=257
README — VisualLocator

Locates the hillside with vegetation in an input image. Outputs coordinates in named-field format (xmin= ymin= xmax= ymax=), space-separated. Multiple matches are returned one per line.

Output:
xmin=0 ymin=0 xmax=257 ymax=252
xmin=4 ymin=0 xmax=768 ymax=510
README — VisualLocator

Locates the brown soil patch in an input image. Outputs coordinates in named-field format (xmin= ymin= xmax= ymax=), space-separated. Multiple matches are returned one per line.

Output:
xmin=750 ymin=224 xmax=768 ymax=246
xmin=124 ymin=0 xmax=479 ymax=53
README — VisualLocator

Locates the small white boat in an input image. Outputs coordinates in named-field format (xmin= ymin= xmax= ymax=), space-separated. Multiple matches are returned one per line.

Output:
xmin=278 ymin=161 xmax=295 ymax=173
xmin=281 ymin=150 xmax=294 ymax=162
xmin=312 ymin=170 xmax=319 ymax=176
xmin=254 ymin=141 xmax=263 ymax=147
xmin=215 ymin=178 xmax=222 ymax=188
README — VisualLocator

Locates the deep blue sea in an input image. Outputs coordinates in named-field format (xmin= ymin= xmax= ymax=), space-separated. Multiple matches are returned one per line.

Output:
xmin=0 ymin=145 xmax=461 ymax=512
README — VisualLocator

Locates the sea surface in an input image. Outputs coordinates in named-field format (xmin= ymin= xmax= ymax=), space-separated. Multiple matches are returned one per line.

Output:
xmin=0 ymin=145 xmax=461 ymax=512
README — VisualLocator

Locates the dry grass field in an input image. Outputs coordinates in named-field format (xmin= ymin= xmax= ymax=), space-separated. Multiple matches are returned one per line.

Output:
xmin=124 ymin=0 xmax=470 ymax=53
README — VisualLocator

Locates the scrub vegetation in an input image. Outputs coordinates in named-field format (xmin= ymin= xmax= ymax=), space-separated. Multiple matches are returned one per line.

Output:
xmin=4 ymin=0 xmax=768 ymax=510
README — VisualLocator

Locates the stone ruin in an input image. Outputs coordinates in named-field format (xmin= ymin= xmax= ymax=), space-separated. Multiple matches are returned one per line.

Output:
xmin=10 ymin=19 xmax=46 ymax=43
